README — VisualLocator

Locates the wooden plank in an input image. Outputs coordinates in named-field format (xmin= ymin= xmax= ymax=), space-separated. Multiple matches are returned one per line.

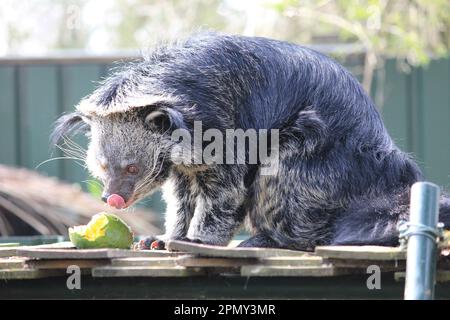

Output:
xmin=0 ymin=258 xmax=26 ymax=269
xmin=0 ymin=247 xmax=19 ymax=258
xmin=176 ymin=255 xmax=258 ymax=268
xmin=0 ymin=66 xmax=18 ymax=165
xmin=315 ymin=246 xmax=406 ymax=261
xmin=166 ymin=240 xmax=306 ymax=258
xmin=26 ymin=259 xmax=110 ymax=269
xmin=0 ymin=269 xmax=65 ymax=280
xmin=112 ymin=257 xmax=178 ymax=267
xmin=260 ymin=256 xmax=323 ymax=267
xmin=92 ymin=266 xmax=206 ymax=277
xmin=0 ymin=242 xmax=75 ymax=258
xmin=395 ymin=270 xmax=450 ymax=283
xmin=326 ymin=258 xmax=405 ymax=272
xmin=176 ymin=255 xmax=323 ymax=268
xmin=241 ymin=265 xmax=353 ymax=277
xmin=16 ymin=247 xmax=177 ymax=260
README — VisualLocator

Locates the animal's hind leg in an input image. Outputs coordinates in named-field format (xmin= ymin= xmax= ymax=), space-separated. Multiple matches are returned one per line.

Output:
xmin=243 ymin=109 xmax=336 ymax=250
xmin=237 ymin=233 xmax=285 ymax=248
xmin=246 ymin=156 xmax=334 ymax=251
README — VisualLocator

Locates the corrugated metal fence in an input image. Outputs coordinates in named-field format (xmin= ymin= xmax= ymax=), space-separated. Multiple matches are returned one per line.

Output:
xmin=380 ymin=59 xmax=450 ymax=189
xmin=0 ymin=56 xmax=448 ymax=199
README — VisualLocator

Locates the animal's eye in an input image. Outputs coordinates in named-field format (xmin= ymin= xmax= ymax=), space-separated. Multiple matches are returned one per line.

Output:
xmin=126 ymin=164 xmax=139 ymax=175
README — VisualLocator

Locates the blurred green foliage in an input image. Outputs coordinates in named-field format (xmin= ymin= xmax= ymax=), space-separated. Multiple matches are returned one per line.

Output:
xmin=2 ymin=0 xmax=448 ymax=67
xmin=86 ymin=180 xmax=103 ymax=199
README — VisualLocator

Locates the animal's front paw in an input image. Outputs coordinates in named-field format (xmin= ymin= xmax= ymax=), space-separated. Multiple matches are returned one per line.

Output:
xmin=135 ymin=236 xmax=166 ymax=250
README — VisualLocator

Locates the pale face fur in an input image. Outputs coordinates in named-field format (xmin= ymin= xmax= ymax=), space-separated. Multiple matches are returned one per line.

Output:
xmin=85 ymin=111 xmax=174 ymax=207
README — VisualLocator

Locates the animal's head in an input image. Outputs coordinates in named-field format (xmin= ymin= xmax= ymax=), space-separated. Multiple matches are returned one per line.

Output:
xmin=52 ymin=34 xmax=245 ymax=208
xmin=51 ymin=66 xmax=187 ymax=209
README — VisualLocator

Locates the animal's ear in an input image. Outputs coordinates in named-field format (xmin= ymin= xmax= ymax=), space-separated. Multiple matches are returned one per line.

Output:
xmin=144 ymin=107 xmax=185 ymax=133
xmin=51 ymin=111 xmax=91 ymax=146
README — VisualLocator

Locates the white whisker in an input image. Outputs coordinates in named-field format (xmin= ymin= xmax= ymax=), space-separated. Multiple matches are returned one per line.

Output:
xmin=35 ymin=156 xmax=85 ymax=170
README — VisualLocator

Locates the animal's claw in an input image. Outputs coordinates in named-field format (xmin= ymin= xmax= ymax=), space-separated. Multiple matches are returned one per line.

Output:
xmin=135 ymin=236 xmax=165 ymax=250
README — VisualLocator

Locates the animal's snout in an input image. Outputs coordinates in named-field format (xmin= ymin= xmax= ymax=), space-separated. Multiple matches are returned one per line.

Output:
xmin=102 ymin=193 xmax=126 ymax=209
xmin=101 ymin=194 xmax=109 ymax=203
xmin=102 ymin=178 xmax=136 ymax=209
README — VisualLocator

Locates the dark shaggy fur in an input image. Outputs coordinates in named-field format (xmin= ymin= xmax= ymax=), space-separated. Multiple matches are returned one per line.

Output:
xmin=52 ymin=33 xmax=450 ymax=251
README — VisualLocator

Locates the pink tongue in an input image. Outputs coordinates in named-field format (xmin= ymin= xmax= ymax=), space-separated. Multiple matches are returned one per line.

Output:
xmin=107 ymin=194 xmax=126 ymax=209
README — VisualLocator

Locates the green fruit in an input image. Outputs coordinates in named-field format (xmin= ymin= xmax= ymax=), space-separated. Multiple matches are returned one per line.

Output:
xmin=69 ymin=212 xmax=134 ymax=249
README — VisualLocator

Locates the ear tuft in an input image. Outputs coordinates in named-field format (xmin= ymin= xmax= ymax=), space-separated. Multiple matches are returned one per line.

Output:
xmin=50 ymin=112 xmax=90 ymax=147
xmin=144 ymin=107 xmax=185 ymax=133
xmin=145 ymin=110 xmax=171 ymax=133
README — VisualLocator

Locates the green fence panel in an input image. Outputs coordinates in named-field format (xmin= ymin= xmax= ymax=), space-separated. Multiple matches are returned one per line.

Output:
xmin=0 ymin=66 xmax=18 ymax=165
xmin=60 ymin=64 xmax=103 ymax=187
xmin=0 ymin=56 xmax=448 ymax=201
xmin=17 ymin=65 xmax=61 ymax=177
xmin=420 ymin=59 xmax=450 ymax=189
xmin=380 ymin=59 xmax=410 ymax=152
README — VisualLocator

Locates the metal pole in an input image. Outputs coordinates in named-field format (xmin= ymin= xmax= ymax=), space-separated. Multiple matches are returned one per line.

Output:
xmin=404 ymin=182 xmax=440 ymax=300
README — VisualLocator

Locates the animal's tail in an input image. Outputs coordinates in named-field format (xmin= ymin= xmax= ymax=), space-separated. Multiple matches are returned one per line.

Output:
xmin=440 ymin=195 xmax=450 ymax=228
xmin=330 ymin=188 xmax=450 ymax=247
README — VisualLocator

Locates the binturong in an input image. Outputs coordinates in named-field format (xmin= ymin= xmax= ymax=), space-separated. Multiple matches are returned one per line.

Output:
xmin=52 ymin=33 xmax=450 ymax=251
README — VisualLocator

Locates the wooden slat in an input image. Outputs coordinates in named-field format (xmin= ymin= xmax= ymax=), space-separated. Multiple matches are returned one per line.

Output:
xmin=326 ymin=258 xmax=405 ymax=272
xmin=92 ymin=266 xmax=206 ymax=277
xmin=396 ymin=270 xmax=450 ymax=283
xmin=111 ymin=257 xmax=178 ymax=267
xmin=26 ymin=259 xmax=110 ymax=269
xmin=15 ymin=247 xmax=177 ymax=260
xmin=315 ymin=246 xmax=406 ymax=261
xmin=175 ymin=256 xmax=324 ymax=268
xmin=260 ymin=256 xmax=323 ymax=267
xmin=0 ymin=269 xmax=66 ymax=280
xmin=0 ymin=242 xmax=74 ymax=258
xmin=241 ymin=265 xmax=353 ymax=277
xmin=0 ymin=258 xmax=26 ymax=269
xmin=0 ymin=247 xmax=19 ymax=258
xmin=176 ymin=255 xmax=258 ymax=268
xmin=166 ymin=240 xmax=306 ymax=258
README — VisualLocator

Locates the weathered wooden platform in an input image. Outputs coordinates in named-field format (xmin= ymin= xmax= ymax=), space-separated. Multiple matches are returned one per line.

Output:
xmin=1 ymin=239 xmax=450 ymax=299
xmin=0 ymin=239 xmax=449 ymax=282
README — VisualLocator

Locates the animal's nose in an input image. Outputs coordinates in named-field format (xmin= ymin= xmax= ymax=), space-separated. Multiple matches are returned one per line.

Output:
xmin=101 ymin=193 xmax=110 ymax=203
xmin=102 ymin=193 xmax=126 ymax=209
